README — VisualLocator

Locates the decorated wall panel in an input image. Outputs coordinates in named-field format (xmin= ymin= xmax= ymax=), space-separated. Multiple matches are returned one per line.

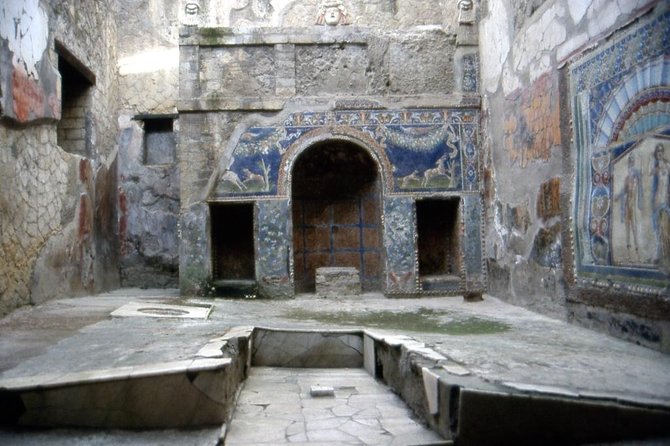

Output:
xmin=383 ymin=196 xmax=417 ymax=294
xmin=256 ymin=199 xmax=293 ymax=298
xmin=463 ymin=194 xmax=485 ymax=291
xmin=570 ymin=9 xmax=670 ymax=291
xmin=212 ymin=108 xmax=480 ymax=199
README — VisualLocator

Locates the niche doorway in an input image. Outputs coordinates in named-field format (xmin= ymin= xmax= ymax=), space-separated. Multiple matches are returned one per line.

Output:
xmin=416 ymin=198 xmax=462 ymax=292
xmin=210 ymin=203 xmax=256 ymax=295
xmin=292 ymin=141 xmax=383 ymax=294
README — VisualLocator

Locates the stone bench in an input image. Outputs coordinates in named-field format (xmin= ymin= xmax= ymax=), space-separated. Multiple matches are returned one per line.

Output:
xmin=315 ymin=267 xmax=361 ymax=297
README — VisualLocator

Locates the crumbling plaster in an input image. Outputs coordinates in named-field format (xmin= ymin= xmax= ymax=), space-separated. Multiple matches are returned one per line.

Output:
xmin=0 ymin=0 xmax=120 ymax=316
xmin=480 ymin=0 xmax=669 ymax=350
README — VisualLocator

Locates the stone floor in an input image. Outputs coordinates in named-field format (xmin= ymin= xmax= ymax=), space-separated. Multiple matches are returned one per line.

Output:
xmin=225 ymin=367 xmax=443 ymax=445
xmin=0 ymin=288 xmax=669 ymax=444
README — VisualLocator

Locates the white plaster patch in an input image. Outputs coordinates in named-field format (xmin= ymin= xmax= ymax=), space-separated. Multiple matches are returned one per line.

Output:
xmin=618 ymin=0 xmax=655 ymax=17
xmin=514 ymin=4 xmax=566 ymax=75
xmin=501 ymin=64 xmax=521 ymax=96
xmin=557 ymin=32 xmax=589 ymax=62
xmin=529 ymin=53 xmax=552 ymax=83
xmin=567 ymin=0 xmax=590 ymax=24
xmin=587 ymin=0 xmax=621 ymax=38
xmin=480 ymin=0 xmax=511 ymax=93
xmin=0 ymin=0 xmax=49 ymax=79
xmin=111 ymin=302 xmax=213 ymax=319
xmin=118 ymin=47 xmax=179 ymax=75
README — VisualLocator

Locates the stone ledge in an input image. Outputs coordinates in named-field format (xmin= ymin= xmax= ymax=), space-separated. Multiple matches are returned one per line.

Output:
xmin=178 ymin=97 xmax=286 ymax=112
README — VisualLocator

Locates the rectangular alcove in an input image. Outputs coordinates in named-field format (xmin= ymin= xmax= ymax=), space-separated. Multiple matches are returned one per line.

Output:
xmin=210 ymin=203 xmax=256 ymax=295
xmin=141 ymin=116 xmax=176 ymax=165
xmin=56 ymin=42 xmax=95 ymax=157
xmin=416 ymin=198 xmax=462 ymax=292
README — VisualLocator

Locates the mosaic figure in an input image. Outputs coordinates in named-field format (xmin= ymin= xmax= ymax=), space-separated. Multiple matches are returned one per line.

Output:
xmin=221 ymin=170 xmax=247 ymax=192
xmin=649 ymin=143 xmax=670 ymax=228
xmin=648 ymin=143 xmax=670 ymax=269
xmin=422 ymin=155 xmax=448 ymax=187
xmin=242 ymin=158 xmax=270 ymax=192
xmin=399 ymin=170 xmax=421 ymax=189
xmin=615 ymin=155 xmax=643 ymax=256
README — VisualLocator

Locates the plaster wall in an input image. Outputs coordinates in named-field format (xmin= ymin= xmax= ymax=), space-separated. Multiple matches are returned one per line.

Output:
xmin=480 ymin=0 xmax=670 ymax=351
xmin=115 ymin=0 xmax=181 ymax=287
xmin=0 ymin=0 xmax=120 ymax=316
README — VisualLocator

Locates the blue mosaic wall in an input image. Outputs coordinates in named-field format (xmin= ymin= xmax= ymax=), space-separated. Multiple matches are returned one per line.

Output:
xmin=212 ymin=108 xmax=480 ymax=198
xmin=462 ymin=53 xmax=479 ymax=93
xmin=382 ymin=197 xmax=417 ymax=294
xmin=570 ymin=9 xmax=670 ymax=290
xmin=462 ymin=194 xmax=485 ymax=290
xmin=211 ymin=107 xmax=484 ymax=296
xmin=255 ymin=200 xmax=293 ymax=298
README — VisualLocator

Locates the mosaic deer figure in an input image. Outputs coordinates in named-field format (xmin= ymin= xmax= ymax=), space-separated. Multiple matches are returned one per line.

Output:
xmin=422 ymin=154 xmax=448 ymax=187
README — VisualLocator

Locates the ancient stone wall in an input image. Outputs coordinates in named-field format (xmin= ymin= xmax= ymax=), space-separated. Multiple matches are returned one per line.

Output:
xmin=177 ymin=0 xmax=482 ymax=297
xmin=0 ymin=0 xmax=120 ymax=315
xmin=186 ymin=0 xmax=461 ymax=29
xmin=116 ymin=0 xmax=181 ymax=287
xmin=480 ymin=0 xmax=670 ymax=351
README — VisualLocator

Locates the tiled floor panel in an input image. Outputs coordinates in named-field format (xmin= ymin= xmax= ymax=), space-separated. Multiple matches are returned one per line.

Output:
xmin=225 ymin=367 xmax=443 ymax=445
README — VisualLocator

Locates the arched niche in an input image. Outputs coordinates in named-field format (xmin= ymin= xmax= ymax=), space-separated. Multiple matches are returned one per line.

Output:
xmin=277 ymin=127 xmax=394 ymax=197
xmin=289 ymin=138 xmax=385 ymax=293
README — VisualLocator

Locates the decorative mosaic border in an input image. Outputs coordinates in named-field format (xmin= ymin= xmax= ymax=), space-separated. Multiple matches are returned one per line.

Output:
xmin=211 ymin=108 xmax=480 ymax=199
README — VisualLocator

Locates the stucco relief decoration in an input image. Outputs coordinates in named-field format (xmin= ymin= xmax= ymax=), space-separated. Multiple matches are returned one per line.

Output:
xmin=212 ymin=109 xmax=480 ymax=198
xmin=182 ymin=1 xmax=201 ymax=25
xmin=570 ymin=9 xmax=670 ymax=289
xmin=457 ymin=0 xmax=475 ymax=25
xmin=0 ymin=0 xmax=60 ymax=123
xmin=316 ymin=0 xmax=349 ymax=26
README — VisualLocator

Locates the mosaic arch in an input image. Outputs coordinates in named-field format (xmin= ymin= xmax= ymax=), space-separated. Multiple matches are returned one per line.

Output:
xmin=210 ymin=108 xmax=480 ymax=200
xmin=571 ymin=8 xmax=670 ymax=290
xmin=277 ymin=127 xmax=394 ymax=196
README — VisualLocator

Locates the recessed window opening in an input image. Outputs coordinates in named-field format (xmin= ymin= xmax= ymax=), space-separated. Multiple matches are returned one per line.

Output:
xmin=142 ymin=117 xmax=176 ymax=165
xmin=416 ymin=198 xmax=461 ymax=284
xmin=57 ymin=45 xmax=94 ymax=156
xmin=210 ymin=203 xmax=255 ymax=281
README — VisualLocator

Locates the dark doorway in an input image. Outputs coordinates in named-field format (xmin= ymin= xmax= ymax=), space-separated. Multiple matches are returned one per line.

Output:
xmin=57 ymin=44 xmax=94 ymax=157
xmin=211 ymin=203 xmax=255 ymax=281
xmin=416 ymin=198 xmax=461 ymax=291
xmin=292 ymin=141 xmax=382 ymax=293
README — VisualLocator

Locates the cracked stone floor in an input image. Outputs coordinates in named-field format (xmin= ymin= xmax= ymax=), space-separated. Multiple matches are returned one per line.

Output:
xmin=225 ymin=367 xmax=443 ymax=445
xmin=0 ymin=288 xmax=669 ymax=444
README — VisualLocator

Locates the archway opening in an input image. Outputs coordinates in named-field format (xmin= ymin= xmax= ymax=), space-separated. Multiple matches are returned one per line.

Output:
xmin=292 ymin=141 xmax=382 ymax=293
